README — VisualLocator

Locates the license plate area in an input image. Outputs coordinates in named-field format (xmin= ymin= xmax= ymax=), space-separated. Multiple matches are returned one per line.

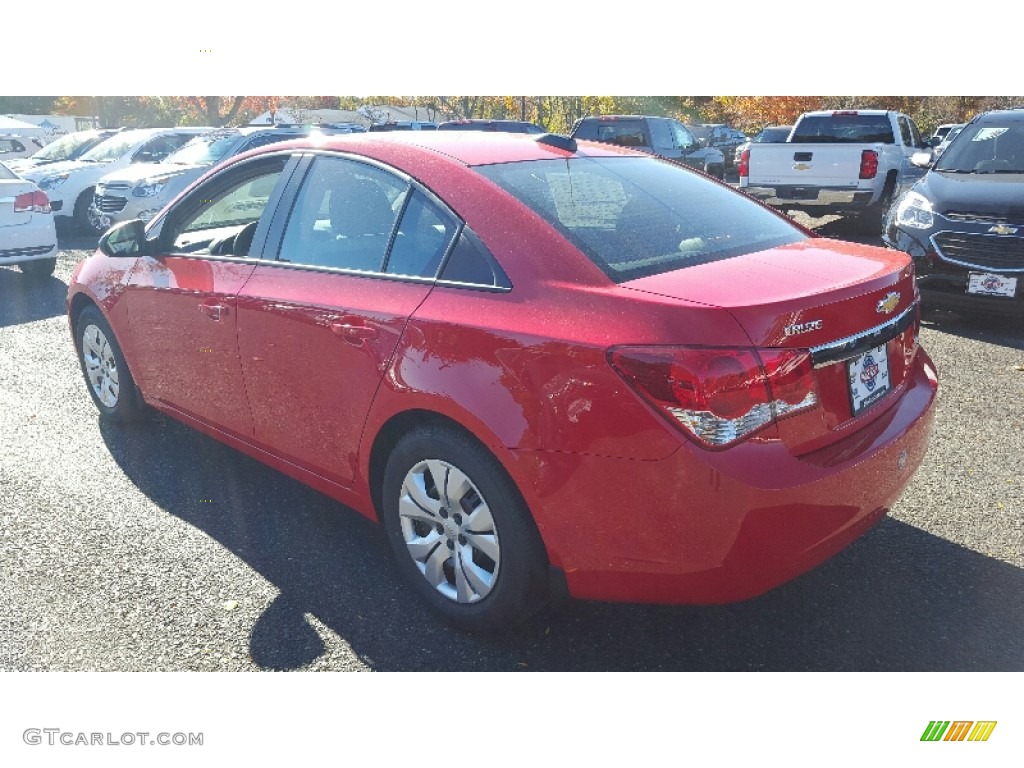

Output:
xmin=967 ymin=272 xmax=1017 ymax=297
xmin=847 ymin=343 xmax=891 ymax=416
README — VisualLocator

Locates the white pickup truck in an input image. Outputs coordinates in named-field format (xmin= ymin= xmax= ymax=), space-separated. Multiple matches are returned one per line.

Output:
xmin=738 ymin=110 xmax=932 ymax=233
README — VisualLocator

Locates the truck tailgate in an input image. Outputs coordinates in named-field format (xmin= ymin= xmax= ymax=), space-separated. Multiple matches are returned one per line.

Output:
xmin=745 ymin=143 xmax=877 ymax=188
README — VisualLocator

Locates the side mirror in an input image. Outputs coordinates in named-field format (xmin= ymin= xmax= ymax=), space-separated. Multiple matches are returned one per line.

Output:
xmin=99 ymin=219 xmax=147 ymax=257
xmin=696 ymin=137 xmax=708 ymax=148
xmin=927 ymin=136 xmax=942 ymax=148
xmin=911 ymin=151 xmax=934 ymax=169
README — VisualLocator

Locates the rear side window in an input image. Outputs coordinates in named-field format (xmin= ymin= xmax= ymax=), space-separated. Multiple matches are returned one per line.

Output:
xmin=575 ymin=120 xmax=649 ymax=148
xmin=791 ymin=115 xmax=895 ymax=144
xmin=476 ymin=156 xmax=805 ymax=283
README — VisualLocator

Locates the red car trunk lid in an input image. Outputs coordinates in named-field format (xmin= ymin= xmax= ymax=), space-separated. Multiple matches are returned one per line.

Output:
xmin=622 ymin=239 xmax=920 ymax=453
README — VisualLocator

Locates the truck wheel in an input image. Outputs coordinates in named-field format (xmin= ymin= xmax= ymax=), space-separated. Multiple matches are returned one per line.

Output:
xmin=858 ymin=183 xmax=896 ymax=236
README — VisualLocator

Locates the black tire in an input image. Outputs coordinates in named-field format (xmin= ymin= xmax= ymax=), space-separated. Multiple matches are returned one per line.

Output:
xmin=707 ymin=162 xmax=725 ymax=180
xmin=75 ymin=305 xmax=144 ymax=422
xmin=381 ymin=425 xmax=549 ymax=632
xmin=19 ymin=257 xmax=57 ymax=278
xmin=73 ymin=188 xmax=96 ymax=235
xmin=857 ymin=183 xmax=896 ymax=236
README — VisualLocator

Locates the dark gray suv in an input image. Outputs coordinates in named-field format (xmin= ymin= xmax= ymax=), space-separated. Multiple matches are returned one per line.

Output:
xmin=570 ymin=115 xmax=726 ymax=178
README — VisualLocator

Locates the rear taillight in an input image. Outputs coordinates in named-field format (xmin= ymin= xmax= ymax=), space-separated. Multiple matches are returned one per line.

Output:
xmin=738 ymin=149 xmax=750 ymax=178
xmin=859 ymin=150 xmax=878 ymax=180
xmin=609 ymin=346 xmax=818 ymax=448
xmin=13 ymin=190 xmax=51 ymax=214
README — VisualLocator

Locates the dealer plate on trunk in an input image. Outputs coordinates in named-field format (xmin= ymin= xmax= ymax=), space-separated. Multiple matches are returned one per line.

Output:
xmin=847 ymin=343 xmax=891 ymax=416
xmin=967 ymin=272 xmax=1017 ymax=297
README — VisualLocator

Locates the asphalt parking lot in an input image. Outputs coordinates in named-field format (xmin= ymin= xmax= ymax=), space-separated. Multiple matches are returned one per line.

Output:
xmin=1 ymin=220 xmax=1021 ymax=672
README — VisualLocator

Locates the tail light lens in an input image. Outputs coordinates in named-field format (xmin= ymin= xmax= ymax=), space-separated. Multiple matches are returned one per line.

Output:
xmin=738 ymin=149 xmax=750 ymax=178
xmin=14 ymin=190 xmax=51 ymax=213
xmin=609 ymin=346 xmax=818 ymax=448
xmin=859 ymin=150 xmax=878 ymax=180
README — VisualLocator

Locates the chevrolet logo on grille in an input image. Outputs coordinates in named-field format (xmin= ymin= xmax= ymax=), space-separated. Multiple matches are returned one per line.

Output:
xmin=876 ymin=292 xmax=900 ymax=314
xmin=988 ymin=224 xmax=1018 ymax=235
xmin=793 ymin=163 xmax=812 ymax=171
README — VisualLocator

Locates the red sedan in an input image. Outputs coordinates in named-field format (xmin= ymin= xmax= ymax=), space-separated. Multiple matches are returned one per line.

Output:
xmin=67 ymin=132 xmax=938 ymax=631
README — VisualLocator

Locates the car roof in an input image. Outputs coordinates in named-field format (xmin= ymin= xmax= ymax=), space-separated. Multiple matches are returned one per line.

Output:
xmin=975 ymin=109 xmax=1024 ymax=122
xmin=253 ymin=131 xmax=630 ymax=167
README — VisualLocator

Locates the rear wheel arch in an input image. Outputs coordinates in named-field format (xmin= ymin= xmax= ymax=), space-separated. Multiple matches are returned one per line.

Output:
xmin=376 ymin=414 xmax=552 ymax=630
xmin=367 ymin=409 xmax=520 ymax=520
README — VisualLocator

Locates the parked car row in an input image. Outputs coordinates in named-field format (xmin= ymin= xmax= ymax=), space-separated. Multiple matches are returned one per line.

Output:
xmin=89 ymin=125 xmax=318 ymax=232
xmin=20 ymin=127 xmax=214 ymax=233
xmin=67 ymin=128 xmax=937 ymax=631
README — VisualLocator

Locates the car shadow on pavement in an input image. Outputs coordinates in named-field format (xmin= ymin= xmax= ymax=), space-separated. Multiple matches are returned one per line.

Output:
xmin=922 ymin=308 xmax=1024 ymax=351
xmin=0 ymin=268 xmax=68 ymax=328
xmin=100 ymin=414 xmax=1024 ymax=672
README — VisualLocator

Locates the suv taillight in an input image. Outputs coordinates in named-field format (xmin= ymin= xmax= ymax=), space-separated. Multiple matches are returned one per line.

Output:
xmin=609 ymin=346 xmax=818 ymax=448
xmin=738 ymin=149 xmax=750 ymax=178
xmin=14 ymin=190 xmax=51 ymax=213
xmin=859 ymin=150 xmax=879 ymax=180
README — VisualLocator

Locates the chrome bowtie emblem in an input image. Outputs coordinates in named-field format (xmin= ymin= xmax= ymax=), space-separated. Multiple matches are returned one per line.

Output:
xmin=988 ymin=224 xmax=1018 ymax=235
xmin=876 ymin=292 xmax=900 ymax=314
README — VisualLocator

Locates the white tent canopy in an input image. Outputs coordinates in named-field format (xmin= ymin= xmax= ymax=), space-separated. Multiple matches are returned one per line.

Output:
xmin=0 ymin=116 xmax=48 ymax=137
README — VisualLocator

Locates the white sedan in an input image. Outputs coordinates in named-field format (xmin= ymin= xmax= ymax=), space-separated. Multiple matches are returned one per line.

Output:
xmin=0 ymin=162 xmax=59 ymax=278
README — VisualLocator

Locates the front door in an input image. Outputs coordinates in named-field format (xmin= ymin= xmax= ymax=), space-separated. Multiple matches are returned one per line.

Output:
xmin=124 ymin=155 xmax=291 ymax=438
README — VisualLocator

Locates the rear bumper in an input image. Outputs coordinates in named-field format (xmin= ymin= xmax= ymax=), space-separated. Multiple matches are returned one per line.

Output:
xmin=512 ymin=348 xmax=938 ymax=605
xmin=0 ymin=219 xmax=58 ymax=265
xmin=741 ymin=184 xmax=875 ymax=211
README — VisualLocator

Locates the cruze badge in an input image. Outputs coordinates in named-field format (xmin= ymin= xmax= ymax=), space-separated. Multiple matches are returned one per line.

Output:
xmin=784 ymin=319 xmax=823 ymax=336
xmin=876 ymin=292 xmax=900 ymax=314
xmin=988 ymin=224 xmax=1018 ymax=235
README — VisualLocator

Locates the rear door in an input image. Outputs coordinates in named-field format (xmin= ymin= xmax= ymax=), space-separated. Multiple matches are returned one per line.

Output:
xmin=236 ymin=154 xmax=460 ymax=485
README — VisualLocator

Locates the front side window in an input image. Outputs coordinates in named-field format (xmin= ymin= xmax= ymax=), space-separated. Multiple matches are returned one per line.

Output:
xmin=476 ymin=156 xmax=806 ymax=283
xmin=277 ymin=156 xmax=406 ymax=272
xmin=164 ymin=158 xmax=287 ymax=256
xmin=648 ymin=119 xmax=674 ymax=151
xmin=671 ymin=122 xmax=696 ymax=150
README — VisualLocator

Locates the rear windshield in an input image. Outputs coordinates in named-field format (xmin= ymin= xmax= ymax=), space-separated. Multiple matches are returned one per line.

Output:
xmin=791 ymin=115 xmax=895 ymax=144
xmin=755 ymin=127 xmax=792 ymax=142
xmin=476 ymin=156 xmax=806 ymax=283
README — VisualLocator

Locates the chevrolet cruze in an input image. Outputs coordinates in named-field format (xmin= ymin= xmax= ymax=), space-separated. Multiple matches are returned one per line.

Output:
xmin=68 ymin=131 xmax=938 ymax=631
